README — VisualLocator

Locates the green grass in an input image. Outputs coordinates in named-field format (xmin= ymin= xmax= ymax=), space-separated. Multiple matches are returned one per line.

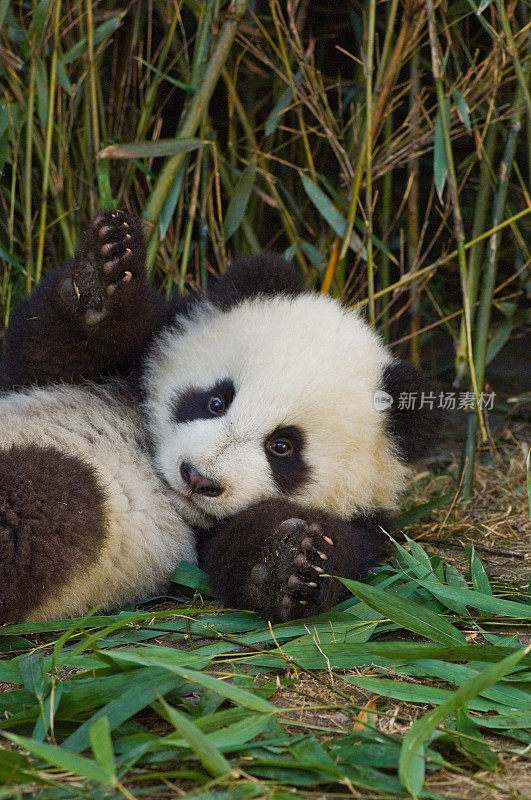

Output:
xmin=0 ymin=537 xmax=530 ymax=800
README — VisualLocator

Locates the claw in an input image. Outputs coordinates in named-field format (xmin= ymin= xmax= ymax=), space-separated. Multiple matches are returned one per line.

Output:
xmin=313 ymin=565 xmax=324 ymax=574
xmin=124 ymin=247 xmax=132 ymax=259
xmin=122 ymin=270 xmax=132 ymax=283
xmin=317 ymin=551 xmax=327 ymax=561
xmin=323 ymin=535 xmax=334 ymax=546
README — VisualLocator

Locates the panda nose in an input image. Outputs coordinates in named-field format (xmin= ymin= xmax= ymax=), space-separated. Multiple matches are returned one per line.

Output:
xmin=180 ymin=462 xmax=223 ymax=497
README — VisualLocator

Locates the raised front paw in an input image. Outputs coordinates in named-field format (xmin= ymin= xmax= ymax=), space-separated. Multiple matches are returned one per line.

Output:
xmin=61 ymin=210 xmax=146 ymax=327
xmin=250 ymin=517 xmax=341 ymax=622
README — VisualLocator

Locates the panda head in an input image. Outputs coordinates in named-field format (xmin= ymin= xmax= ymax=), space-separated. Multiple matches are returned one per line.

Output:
xmin=142 ymin=255 xmax=441 ymax=528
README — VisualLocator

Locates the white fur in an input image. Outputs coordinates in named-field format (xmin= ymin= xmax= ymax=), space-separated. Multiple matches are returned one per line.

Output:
xmin=0 ymin=385 xmax=195 ymax=620
xmin=143 ymin=294 xmax=409 ymax=524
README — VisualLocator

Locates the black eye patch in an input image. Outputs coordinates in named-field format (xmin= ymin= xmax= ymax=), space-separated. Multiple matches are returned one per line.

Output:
xmin=265 ymin=425 xmax=309 ymax=494
xmin=171 ymin=379 xmax=235 ymax=424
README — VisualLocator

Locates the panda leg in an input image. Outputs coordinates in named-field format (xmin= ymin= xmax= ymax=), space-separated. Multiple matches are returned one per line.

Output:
xmin=0 ymin=445 xmax=107 ymax=624
xmin=200 ymin=500 xmax=390 ymax=622
xmin=1 ymin=211 xmax=164 ymax=389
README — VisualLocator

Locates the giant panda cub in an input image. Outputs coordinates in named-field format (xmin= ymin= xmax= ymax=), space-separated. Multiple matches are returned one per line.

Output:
xmin=0 ymin=210 xmax=440 ymax=625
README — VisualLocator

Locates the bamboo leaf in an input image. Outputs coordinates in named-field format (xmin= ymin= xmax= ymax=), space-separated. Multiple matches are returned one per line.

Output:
xmin=159 ymin=160 xmax=187 ymax=239
xmin=62 ymin=668 xmax=186 ymax=753
xmin=476 ymin=0 xmax=494 ymax=14
xmin=467 ymin=547 xmax=492 ymax=595
xmin=158 ymin=696 xmax=232 ymax=777
xmin=485 ymin=315 xmax=514 ymax=365
xmin=171 ymin=560 xmax=215 ymax=596
xmin=34 ymin=60 xmax=48 ymax=128
xmin=343 ymin=675 xmax=504 ymax=712
xmin=339 ymin=578 xmax=467 ymax=645
xmin=98 ymin=138 xmax=206 ymax=160
xmin=63 ymin=16 xmax=124 ymax=64
xmin=2 ymin=732 xmax=113 ymax=784
xmin=391 ymin=493 xmax=453 ymax=528
xmin=452 ymin=89 xmax=472 ymax=132
xmin=265 ymin=71 xmax=301 ymax=136
xmin=456 ymin=709 xmax=498 ymax=768
xmin=223 ymin=161 xmax=257 ymax=239
xmin=89 ymin=717 xmax=116 ymax=783
xmin=300 ymin=173 xmax=366 ymax=257
xmin=104 ymin=654 xmax=275 ymax=713
xmin=398 ymin=644 xmax=530 ymax=797
xmin=18 ymin=652 xmax=48 ymax=702
xmin=433 ymin=106 xmax=448 ymax=201
xmin=412 ymin=576 xmax=531 ymax=618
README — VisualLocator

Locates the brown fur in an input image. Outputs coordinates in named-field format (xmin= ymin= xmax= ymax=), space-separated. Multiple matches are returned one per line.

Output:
xmin=0 ymin=445 xmax=107 ymax=623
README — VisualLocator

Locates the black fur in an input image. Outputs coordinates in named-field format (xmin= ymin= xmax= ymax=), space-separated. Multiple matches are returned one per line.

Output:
xmin=199 ymin=500 xmax=390 ymax=622
xmin=265 ymin=425 xmax=309 ymax=494
xmin=208 ymin=253 xmax=303 ymax=310
xmin=171 ymin=379 xmax=236 ymax=424
xmin=0 ymin=445 xmax=107 ymax=624
xmin=383 ymin=361 xmax=443 ymax=463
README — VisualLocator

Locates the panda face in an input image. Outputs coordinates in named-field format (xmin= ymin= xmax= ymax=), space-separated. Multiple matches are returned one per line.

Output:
xmin=142 ymin=294 xmax=409 ymax=529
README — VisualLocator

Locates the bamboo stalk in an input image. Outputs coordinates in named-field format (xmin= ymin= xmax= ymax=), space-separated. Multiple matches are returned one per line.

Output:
xmin=35 ymin=0 xmax=61 ymax=286
xmin=495 ymin=0 xmax=531 ymax=121
xmin=379 ymin=111 xmax=393 ymax=339
xmin=408 ymin=49 xmax=421 ymax=366
xmin=339 ymin=2 xmax=418 ymax=263
xmin=426 ymin=0 xmax=486 ymax=443
xmin=24 ymin=56 xmax=36 ymax=294
xmin=143 ymin=0 xmax=250 ymax=270
xmin=454 ymin=121 xmax=498 ymax=381
xmin=461 ymin=86 xmax=526 ymax=497
xmin=117 ymin=6 xmax=181 ymax=206
xmin=221 ymin=66 xmax=307 ymax=273
xmin=352 ymin=207 xmax=530 ymax=309
xmin=365 ymin=0 xmax=376 ymax=326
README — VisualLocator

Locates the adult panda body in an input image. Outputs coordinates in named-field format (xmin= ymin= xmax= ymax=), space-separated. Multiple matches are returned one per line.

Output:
xmin=0 ymin=211 xmax=440 ymax=624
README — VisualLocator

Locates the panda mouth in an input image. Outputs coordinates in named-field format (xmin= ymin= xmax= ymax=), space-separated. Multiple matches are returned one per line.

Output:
xmin=174 ymin=489 xmax=219 ymax=524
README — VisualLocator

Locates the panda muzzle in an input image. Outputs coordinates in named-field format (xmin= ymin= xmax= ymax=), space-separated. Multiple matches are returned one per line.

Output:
xmin=180 ymin=462 xmax=223 ymax=497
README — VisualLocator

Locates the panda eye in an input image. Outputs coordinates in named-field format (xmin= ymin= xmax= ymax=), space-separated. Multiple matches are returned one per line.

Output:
xmin=207 ymin=395 xmax=225 ymax=415
xmin=266 ymin=438 xmax=293 ymax=457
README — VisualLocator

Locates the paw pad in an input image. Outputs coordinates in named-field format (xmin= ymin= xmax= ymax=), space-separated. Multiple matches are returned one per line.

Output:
xmin=248 ymin=516 xmax=337 ymax=622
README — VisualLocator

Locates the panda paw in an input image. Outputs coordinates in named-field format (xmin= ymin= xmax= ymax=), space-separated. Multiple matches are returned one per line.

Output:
xmin=60 ymin=210 xmax=146 ymax=327
xmin=250 ymin=517 xmax=338 ymax=622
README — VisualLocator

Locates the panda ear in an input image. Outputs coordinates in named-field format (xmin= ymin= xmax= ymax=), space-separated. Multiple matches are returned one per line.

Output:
xmin=208 ymin=254 xmax=303 ymax=310
xmin=383 ymin=361 xmax=443 ymax=464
